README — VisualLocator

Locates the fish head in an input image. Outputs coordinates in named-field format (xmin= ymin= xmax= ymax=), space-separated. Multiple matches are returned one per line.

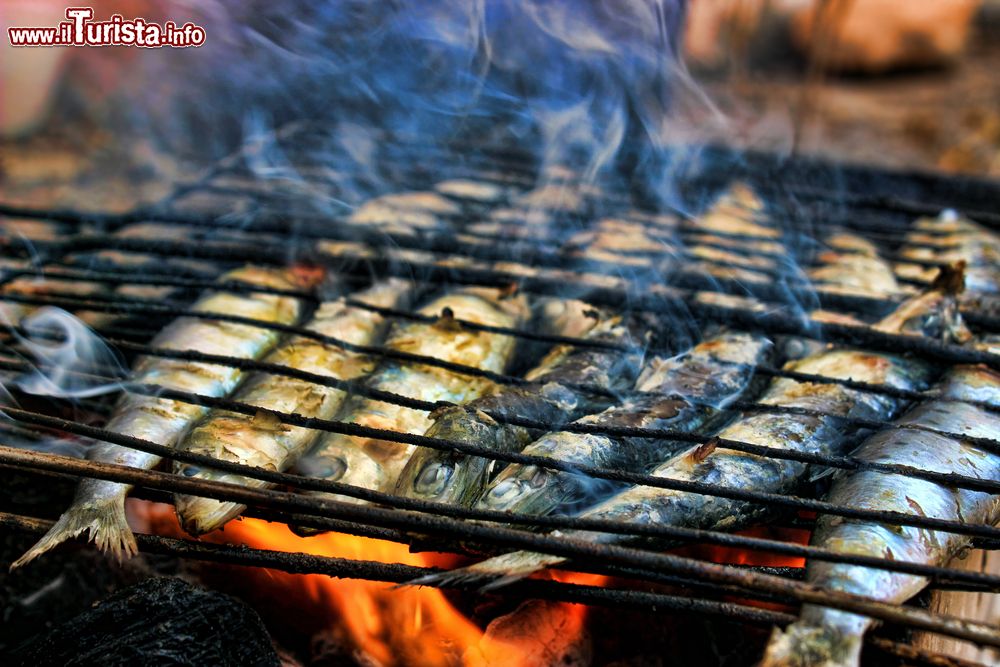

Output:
xmin=295 ymin=450 xmax=350 ymax=482
xmin=396 ymin=445 xmax=466 ymax=501
xmin=476 ymin=465 xmax=562 ymax=515
xmin=397 ymin=408 xmax=507 ymax=505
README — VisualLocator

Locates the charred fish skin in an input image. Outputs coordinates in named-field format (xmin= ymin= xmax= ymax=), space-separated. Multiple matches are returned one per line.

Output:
xmin=291 ymin=287 xmax=529 ymax=522
xmin=172 ymin=279 xmax=412 ymax=536
xmin=760 ymin=362 xmax=1000 ymax=667
xmin=12 ymin=266 xmax=314 ymax=566
xmin=473 ymin=332 xmax=774 ymax=517
xmin=412 ymin=282 xmax=963 ymax=589
xmin=393 ymin=311 xmax=649 ymax=508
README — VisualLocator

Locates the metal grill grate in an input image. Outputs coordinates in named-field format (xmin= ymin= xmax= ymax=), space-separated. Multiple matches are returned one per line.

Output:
xmin=2 ymin=122 xmax=1000 ymax=664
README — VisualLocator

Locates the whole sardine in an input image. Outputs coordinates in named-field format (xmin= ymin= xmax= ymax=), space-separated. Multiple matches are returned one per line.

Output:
xmin=413 ymin=278 xmax=965 ymax=588
xmin=172 ymin=278 xmax=412 ymax=536
xmin=473 ymin=331 xmax=773 ymax=518
xmin=393 ymin=309 xmax=648 ymax=508
xmin=12 ymin=266 xmax=314 ymax=566
xmin=292 ymin=286 xmax=529 ymax=516
xmin=810 ymin=233 xmax=901 ymax=301
xmin=783 ymin=233 xmax=902 ymax=360
xmin=760 ymin=358 xmax=1000 ymax=667
xmin=895 ymin=211 xmax=1000 ymax=295
xmin=349 ymin=190 xmax=462 ymax=233
xmin=761 ymin=223 xmax=1000 ymax=667
xmin=394 ymin=208 xmax=689 ymax=509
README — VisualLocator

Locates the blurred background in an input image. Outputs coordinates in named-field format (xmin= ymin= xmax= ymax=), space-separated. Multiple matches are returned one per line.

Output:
xmin=1 ymin=0 xmax=999 ymax=212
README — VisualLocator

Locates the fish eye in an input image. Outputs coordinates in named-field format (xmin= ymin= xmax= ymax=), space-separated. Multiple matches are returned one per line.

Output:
xmin=414 ymin=463 xmax=453 ymax=495
xmin=325 ymin=458 xmax=347 ymax=481
xmin=487 ymin=478 xmax=520 ymax=502
xmin=180 ymin=465 xmax=200 ymax=477
xmin=298 ymin=457 xmax=345 ymax=481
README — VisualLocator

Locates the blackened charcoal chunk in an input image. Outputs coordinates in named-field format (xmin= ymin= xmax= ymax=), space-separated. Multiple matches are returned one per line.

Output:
xmin=11 ymin=577 xmax=279 ymax=667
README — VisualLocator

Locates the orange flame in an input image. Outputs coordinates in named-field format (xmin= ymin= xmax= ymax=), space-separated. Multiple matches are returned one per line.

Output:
xmin=676 ymin=524 xmax=811 ymax=569
xmin=670 ymin=523 xmax=812 ymax=613
xmin=140 ymin=501 xmax=597 ymax=667
xmin=214 ymin=519 xmax=481 ymax=666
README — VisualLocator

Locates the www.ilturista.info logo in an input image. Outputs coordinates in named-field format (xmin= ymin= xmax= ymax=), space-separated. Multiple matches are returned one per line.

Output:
xmin=8 ymin=7 xmax=206 ymax=48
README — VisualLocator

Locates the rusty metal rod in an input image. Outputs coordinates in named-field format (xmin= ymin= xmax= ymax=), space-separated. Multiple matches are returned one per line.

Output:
xmin=313 ymin=251 xmax=1000 ymax=371
xmin=1 ymin=446 xmax=997 ymax=648
xmin=9 ymin=354 xmax=996 ymax=500
xmin=0 ymin=511 xmax=792 ymax=625
xmin=7 ymin=312 xmax=999 ymax=418
xmin=16 ymin=438 xmax=999 ymax=596
xmin=7 ymin=400 xmax=1000 ymax=563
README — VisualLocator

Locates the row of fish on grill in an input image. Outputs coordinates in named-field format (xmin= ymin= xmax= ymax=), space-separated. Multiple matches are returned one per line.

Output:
xmin=2 ymin=177 xmax=999 ymax=667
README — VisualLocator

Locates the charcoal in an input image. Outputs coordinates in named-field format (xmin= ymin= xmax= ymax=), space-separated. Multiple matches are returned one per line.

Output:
xmin=10 ymin=577 xmax=279 ymax=667
xmin=0 ymin=471 xmax=178 ymax=654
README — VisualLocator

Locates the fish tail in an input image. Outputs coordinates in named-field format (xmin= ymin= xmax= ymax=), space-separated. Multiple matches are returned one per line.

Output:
xmin=760 ymin=621 xmax=862 ymax=667
xmin=11 ymin=495 xmax=137 ymax=569
xmin=407 ymin=551 xmax=566 ymax=590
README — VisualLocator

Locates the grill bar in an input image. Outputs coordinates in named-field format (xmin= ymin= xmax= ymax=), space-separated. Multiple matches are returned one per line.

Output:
xmin=0 ymin=512 xmax=792 ymax=626
xmin=4 ymin=350 xmax=999 ymax=500
xmin=1 ymin=201 xmax=982 ymax=293
xmin=8 ymin=442 xmax=1000 ymax=601
xmin=4 ymin=405 xmax=1000 ymax=593
xmin=2 ymin=446 xmax=997 ymax=649
xmin=5 ymin=259 xmax=999 ymax=375
xmin=7 ymin=313 xmax=999 ymax=419
xmin=5 ymin=127 xmax=1000 ymax=662
xmin=2 ymin=510 xmax=984 ymax=667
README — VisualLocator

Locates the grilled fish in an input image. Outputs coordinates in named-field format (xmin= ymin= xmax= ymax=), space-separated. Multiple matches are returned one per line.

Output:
xmin=292 ymin=286 xmax=529 ymax=516
xmin=473 ymin=332 xmax=774 ymax=518
xmin=394 ymin=309 xmax=647 ymax=508
xmin=810 ymin=233 xmax=901 ymax=301
xmin=413 ymin=277 xmax=965 ymax=588
xmin=172 ymin=279 xmax=412 ymax=536
xmin=782 ymin=233 xmax=902 ymax=360
xmin=434 ymin=179 xmax=507 ymax=204
xmin=693 ymin=182 xmax=776 ymax=240
xmin=350 ymin=191 xmax=461 ymax=234
xmin=895 ymin=210 xmax=1000 ymax=294
xmin=760 ymin=351 xmax=999 ymax=667
xmin=12 ymin=266 xmax=314 ymax=566
xmin=761 ymin=223 xmax=1000 ymax=667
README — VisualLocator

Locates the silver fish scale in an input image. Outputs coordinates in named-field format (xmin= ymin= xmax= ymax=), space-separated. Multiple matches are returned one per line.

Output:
xmin=783 ymin=365 xmax=1000 ymax=663
xmin=474 ymin=332 xmax=774 ymax=516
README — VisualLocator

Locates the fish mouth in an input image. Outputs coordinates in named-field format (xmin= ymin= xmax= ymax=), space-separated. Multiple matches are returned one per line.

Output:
xmin=174 ymin=494 xmax=245 ymax=536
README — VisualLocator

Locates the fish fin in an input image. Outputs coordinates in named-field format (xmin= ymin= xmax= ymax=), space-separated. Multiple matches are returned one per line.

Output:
xmin=11 ymin=497 xmax=138 ymax=569
xmin=759 ymin=622 xmax=862 ymax=667
xmin=406 ymin=551 xmax=565 ymax=590
xmin=174 ymin=494 xmax=245 ymax=536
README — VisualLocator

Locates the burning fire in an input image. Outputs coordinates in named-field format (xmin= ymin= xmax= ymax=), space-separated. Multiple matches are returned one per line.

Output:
xmin=143 ymin=503 xmax=597 ymax=666
xmin=677 ymin=524 xmax=811 ymax=569
xmin=215 ymin=519 xmax=480 ymax=666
